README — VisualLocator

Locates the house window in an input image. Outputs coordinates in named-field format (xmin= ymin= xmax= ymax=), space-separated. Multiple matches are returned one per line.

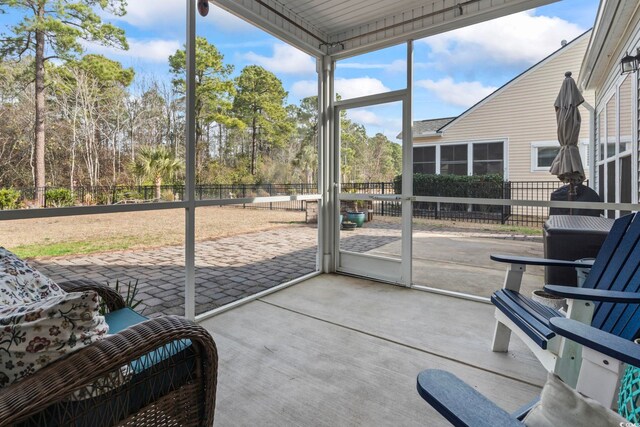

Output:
xmin=413 ymin=141 xmax=504 ymax=176
xmin=473 ymin=142 xmax=504 ymax=175
xmin=532 ymin=145 xmax=560 ymax=170
xmin=606 ymin=95 xmax=616 ymax=159
xmin=531 ymin=140 xmax=588 ymax=172
xmin=440 ymin=144 xmax=468 ymax=175
xmin=596 ymin=74 xmax=636 ymax=219
xmin=413 ymin=146 xmax=435 ymax=174
xmin=531 ymin=140 xmax=565 ymax=171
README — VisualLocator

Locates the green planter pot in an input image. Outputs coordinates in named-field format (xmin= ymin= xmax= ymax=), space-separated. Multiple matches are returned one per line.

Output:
xmin=347 ymin=211 xmax=365 ymax=227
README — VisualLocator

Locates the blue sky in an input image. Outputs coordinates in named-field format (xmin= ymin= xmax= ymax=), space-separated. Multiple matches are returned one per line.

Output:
xmin=1 ymin=0 xmax=600 ymax=140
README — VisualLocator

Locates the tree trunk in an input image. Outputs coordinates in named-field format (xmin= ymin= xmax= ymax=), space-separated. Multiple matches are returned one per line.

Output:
xmin=155 ymin=176 xmax=162 ymax=201
xmin=218 ymin=122 xmax=223 ymax=162
xmin=34 ymin=6 xmax=46 ymax=207
xmin=251 ymin=116 xmax=257 ymax=175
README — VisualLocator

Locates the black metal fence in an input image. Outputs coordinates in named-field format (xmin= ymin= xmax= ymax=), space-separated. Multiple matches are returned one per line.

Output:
xmin=4 ymin=181 xmax=567 ymax=226
xmin=342 ymin=180 xmax=566 ymax=227
xmin=3 ymin=184 xmax=318 ymax=209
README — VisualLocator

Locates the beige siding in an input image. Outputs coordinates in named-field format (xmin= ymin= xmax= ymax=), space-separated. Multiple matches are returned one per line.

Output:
xmin=414 ymin=33 xmax=593 ymax=183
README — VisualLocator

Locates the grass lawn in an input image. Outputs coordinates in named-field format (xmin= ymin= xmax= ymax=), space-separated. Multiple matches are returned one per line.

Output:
xmin=1 ymin=205 xmax=541 ymax=259
xmin=2 ymin=206 xmax=309 ymax=258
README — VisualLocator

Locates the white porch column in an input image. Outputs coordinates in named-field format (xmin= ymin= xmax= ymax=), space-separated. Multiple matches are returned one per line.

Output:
xmin=582 ymin=100 xmax=596 ymax=190
xmin=184 ymin=0 xmax=197 ymax=320
xmin=401 ymin=41 xmax=414 ymax=287
xmin=319 ymin=55 xmax=335 ymax=272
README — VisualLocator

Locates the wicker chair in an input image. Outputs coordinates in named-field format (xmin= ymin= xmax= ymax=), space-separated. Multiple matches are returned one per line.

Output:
xmin=0 ymin=280 xmax=218 ymax=427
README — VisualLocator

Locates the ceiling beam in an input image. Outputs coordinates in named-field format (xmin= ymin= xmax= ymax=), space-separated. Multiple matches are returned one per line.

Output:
xmin=212 ymin=0 xmax=328 ymax=57
xmin=211 ymin=0 xmax=559 ymax=60
xmin=328 ymin=0 xmax=560 ymax=59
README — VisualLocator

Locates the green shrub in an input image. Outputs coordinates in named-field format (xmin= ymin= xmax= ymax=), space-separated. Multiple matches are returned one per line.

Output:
xmin=100 ymin=279 xmax=143 ymax=315
xmin=114 ymin=189 xmax=143 ymax=202
xmin=394 ymin=173 xmax=505 ymax=198
xmin=0 ymin=188 xmax=21 ymax=210
xmin=395 ymin=173 xmax=506 ymax=214
xmin=95 ymin=192 xmax=112 ymax=205
xmin=161 ymin=189 xmax=175 ymax=201
xmin=45 ymin=188 xmax=74 ymax=207
xmin=286 ymin=186 xmax=298 ymax=196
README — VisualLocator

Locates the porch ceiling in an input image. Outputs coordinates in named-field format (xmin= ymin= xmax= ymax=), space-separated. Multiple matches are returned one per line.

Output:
xmin=212 ymin=0 xmax=559 ymax=59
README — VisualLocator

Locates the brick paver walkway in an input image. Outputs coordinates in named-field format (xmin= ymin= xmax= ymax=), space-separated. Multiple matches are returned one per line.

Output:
xmin=33 ymin=223 xmax=403 ymax=317
xmin=32 ymin=220 xmax=538 ymax=317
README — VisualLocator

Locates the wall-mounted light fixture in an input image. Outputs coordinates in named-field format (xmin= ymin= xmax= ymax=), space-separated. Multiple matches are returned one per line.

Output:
xmin=621 ymin=48 xmax=640 ymax=74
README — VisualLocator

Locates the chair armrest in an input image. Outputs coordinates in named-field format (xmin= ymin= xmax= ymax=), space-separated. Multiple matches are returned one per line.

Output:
xmin=549 ymin=317 xmax=640 ymax=367
xmin=0 ymin=315 xmax=218 ymax=427
xmin=490 ymin=254 xmax=594 ymax=268
xmin=544 ymin=285 xmax=640 ymax=303
xmin=417 ymin=370 xmax=523 ymax=427
xmin=58 ymin=279 xmax=126 ymax=312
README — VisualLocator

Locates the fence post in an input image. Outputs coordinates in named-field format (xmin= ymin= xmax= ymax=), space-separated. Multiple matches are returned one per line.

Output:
xmin=501 ymin=181 xmax=506 ymax=224
xmin=381 ymin=182 xmax=385 ymax=216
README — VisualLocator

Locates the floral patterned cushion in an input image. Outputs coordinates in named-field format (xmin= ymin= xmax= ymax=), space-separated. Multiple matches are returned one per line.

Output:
xmin=0 ymin=291 xmax=109 ymax=388
xmin=0 ymin=247 xmax=65 ymax=305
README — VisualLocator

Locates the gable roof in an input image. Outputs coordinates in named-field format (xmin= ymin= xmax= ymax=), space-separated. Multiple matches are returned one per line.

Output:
xmin=419 ymin=29 xmax=592 ymax=135
xmin=405 ymin=117 xmax=457 ymax=138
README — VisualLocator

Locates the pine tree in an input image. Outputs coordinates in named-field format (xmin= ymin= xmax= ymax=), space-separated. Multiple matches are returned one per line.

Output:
xmin=0 ymin=0 xmax=128 ymax=206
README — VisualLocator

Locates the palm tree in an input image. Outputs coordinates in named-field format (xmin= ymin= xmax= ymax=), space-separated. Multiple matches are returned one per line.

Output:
xmin=132 ymin=146 xmax=183 ymax=200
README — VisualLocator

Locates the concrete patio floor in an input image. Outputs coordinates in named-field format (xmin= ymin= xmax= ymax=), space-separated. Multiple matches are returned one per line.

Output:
xmin=32 ymin=221 xmax=546 ymax=316
xmin=202 ymin=274 xmax=545 ymax=426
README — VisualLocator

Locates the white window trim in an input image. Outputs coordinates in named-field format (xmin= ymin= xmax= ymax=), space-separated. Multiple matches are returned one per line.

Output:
xmin=594 ymin=71 xmax=639 ymax=217
xmin=531 ymin=140 xmax=589 ymax=172
xmin=413 ymin=139 xmax=507 ymax=178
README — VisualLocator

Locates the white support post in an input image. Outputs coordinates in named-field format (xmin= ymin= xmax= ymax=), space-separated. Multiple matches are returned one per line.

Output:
xmin=556 ymin=299 xmax=596 ymax=387
xmin=576 ymin=346 xmax=625 ymax=408
xmin=329 ymin=59 xmax=339 ymax=272
xmin=503 ymin=263 xmax=526 ymax=291
xmin=491 ymin=263 xmax=526 ymax=352
xmin=316 ymin=58 xmax=324 ymax=273
xmin=184 ymin=0 xmax=196 ymax=321
xmin=401 ymin=40 xmax=414 ymax=287
xmin=319 ymin=56 xmax=335 ymax=273
xmin=582 ymin=100 xmax=596 ymax=190
xmin=491 ymin=321 xmax=513 ymax=353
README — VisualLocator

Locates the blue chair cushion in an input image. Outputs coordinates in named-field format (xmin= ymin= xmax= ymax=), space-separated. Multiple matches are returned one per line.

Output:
xmin=104 ymin=307 xmax=148 ymax=333
xmin=105 ymin=308 xmax=192 ymax=374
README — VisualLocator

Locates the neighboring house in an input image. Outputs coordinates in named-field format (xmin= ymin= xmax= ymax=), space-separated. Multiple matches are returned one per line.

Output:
xmin=579 ymin=0 xmax=639 ymax=218
xmin=410 ymin=31 xmax=593 ymax=185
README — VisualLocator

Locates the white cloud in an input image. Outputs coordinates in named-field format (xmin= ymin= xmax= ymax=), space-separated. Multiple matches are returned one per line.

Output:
xmin=349 ymin=109 xmax=381 ymax=126
xmin=290 ymin=77 xmax=390 ymax=102
xmin=347 ymin=110 xmax=403 ymax=140
xmin=421 ymin=10 xmax=585 ymax=68
xmin=335 ymin=78 xmax=390 ymax=100
xmin=84 ymin=38 xmax=180 ymax=63
xmin=244 ymin=44 xmax=315 ymax=75
xmin=106 ymin=0 xmax=252 ymax=32
xmin=128 ymin=39 xmax=181 ymax=63
xmin=290 ymin=80 xmax=317 ymax=100
xmin=416 ymin=78 xmax=497 ymax=108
